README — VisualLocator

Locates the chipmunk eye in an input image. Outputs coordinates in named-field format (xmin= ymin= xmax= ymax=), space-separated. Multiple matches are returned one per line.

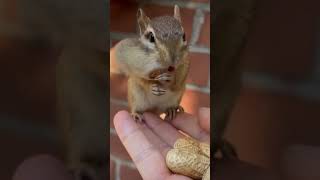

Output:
xmin=145 ymin=32 xmax=155 ymax=43
xmin=182 ymin=33 xmax=186 ymax=41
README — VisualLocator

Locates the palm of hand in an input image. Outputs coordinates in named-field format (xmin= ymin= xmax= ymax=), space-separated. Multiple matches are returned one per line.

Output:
xmin=113 ymin=108 xmax=210 ymax=180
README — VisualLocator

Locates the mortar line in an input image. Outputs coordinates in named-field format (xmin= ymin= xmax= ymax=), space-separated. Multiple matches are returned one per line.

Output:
xmin=188 ymin=45 xmax=210 ymax=54
xmin=186 ymin=84 xmax=210 ymax=94
xmin=114 ymin=158 xmax=121 ymax=180
xmin=111 ymin=155 xmax=137 ymax=169
xmin=190 ymin=8 xmax=205 ymax=46
xmin=110 ymin=98 xmax=129 ymax=107
xmin=110 ymin=128 xmax=117 ymax=135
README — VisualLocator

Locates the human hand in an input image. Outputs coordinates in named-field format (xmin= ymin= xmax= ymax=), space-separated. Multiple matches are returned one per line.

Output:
xmin=113 ymin=107 xmax=210 ymax=180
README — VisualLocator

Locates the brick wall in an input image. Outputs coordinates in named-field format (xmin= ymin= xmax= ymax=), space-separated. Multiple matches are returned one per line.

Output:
xmin=110 ymin=0 xmax=210 ymax=179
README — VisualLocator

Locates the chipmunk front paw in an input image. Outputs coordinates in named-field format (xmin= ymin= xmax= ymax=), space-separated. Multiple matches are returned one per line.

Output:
xmin=164 ymin=105 xmax=184 ymax=121
xmin=131 ymin=112 xmax=144 ymax=123
xmin=154 ymin=72 xmax=173 ymax=82
xmin=151 ymin=83 xmax=166 ymax=96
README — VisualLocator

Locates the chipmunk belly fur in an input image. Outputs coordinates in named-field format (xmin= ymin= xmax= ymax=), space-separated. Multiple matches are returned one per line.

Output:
xmin=128 ymin=76 xmax=183 ymax=114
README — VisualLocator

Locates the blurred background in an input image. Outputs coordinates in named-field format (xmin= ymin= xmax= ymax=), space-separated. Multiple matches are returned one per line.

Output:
xmin=0 ymin=0 xmax=107 ymax=179
xmin=223 ymin=0 xmax=320 ymax=177
xmin=0 ymin=1 xmax=62 ymax=180
xmin=109 ymin=0 xmax=210 ymax=179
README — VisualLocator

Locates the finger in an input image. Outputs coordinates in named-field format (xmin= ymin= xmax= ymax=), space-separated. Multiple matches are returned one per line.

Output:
xmin=143 ymin=112 xmax=185 ymax=146
xmin=139 ymin=121 xmax=172 ymax=157
xmin=167 ymin=175 xmax=194 ymax=180
xmin=171 ymin=112 xmax=210 ymax=143
xmin=198 ymin=107 xmax=210 ymax=132
xmin=113 ymin=110 xmax=171 ymax=179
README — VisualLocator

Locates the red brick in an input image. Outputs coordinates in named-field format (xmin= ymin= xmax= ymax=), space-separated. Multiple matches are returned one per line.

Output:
xmin=110 ymin=101 xmax=128 ymax=128
xmin=110 ymin=133 xmax=132 ymax=161
xmin=197 ymin=13 xmax=210 ymax=47
xmin=110 ymin=159 xmax=115 ymax=180
xmin=120 ymin=165 xmax=142 ymax=180
xmin=225 ymin=87 xmax=320 ymax=169
xmin=110 ymin=73 xmax=128 ymax=101
xmin=142 ymin=5 xmax=195 ymax=42
xmin=187 ymin=53 xmax=210 ymax=86
xmin=110 ymin=1 xmax=138 ymax=33
xmin=181 ymin=89 xmax=210 ymax=115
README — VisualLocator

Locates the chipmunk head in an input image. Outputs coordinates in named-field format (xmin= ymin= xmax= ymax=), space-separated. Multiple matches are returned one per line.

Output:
xmin=137 ymin=5 xmax=188 ymax=72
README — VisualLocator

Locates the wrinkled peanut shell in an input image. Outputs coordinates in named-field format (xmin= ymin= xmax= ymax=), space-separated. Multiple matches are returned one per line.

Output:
xmin=166 ymin=149 xmax=210 ymax=179
xmin=199 ymin=142 xmax=210 ymax=158
xmin=174 ymin=137 xmax=200 ymax=153
xmin=202 ymin=166 xmax=210 ymax=180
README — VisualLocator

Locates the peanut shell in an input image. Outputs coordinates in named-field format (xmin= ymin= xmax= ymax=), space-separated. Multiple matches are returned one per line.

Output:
xmin=166 ymin=149 xmax=210 ymax=179
xmin=202 ymin=166 xmax=210 ymax=180
xmin=174 ymin=137 xmax=200 ymax=153
xmin=199 ymin=142 xmax=210 ymax=158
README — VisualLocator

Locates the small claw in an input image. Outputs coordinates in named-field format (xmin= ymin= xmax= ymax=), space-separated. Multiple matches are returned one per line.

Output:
xmin=171 ymin=109 xmax=176 ymax=120
xmin=131 ymin=112 xmax=144 ymax=123
xmin=154 ymin=73 xmax=172 ymax=81
xmin=164 ymin=108 xmax=174 ymax=121
xmin=151 ymin=84 xmax=166 ymax=96
xmin=164 ymin=106 xmax=184 ymax=121
xmin=177 ymin=105 xmax=184 ymax=113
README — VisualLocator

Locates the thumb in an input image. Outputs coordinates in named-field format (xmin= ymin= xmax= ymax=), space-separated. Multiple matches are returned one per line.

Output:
xmin=198 ymin=107 xmax=210 ymax=133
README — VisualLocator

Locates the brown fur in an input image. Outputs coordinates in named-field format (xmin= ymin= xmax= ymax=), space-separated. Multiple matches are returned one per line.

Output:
xmin=115 ymin=5 xmax=189 ymax=119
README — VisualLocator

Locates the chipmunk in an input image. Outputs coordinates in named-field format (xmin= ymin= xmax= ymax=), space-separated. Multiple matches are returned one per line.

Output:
xmin=114 ymin=5 xmax=189 ymax=122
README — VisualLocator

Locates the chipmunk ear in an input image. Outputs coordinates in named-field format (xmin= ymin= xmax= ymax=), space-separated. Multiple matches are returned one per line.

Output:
xmin=137 ymin=8 xmax=150 ymax=35
xmin=173 ymin=5 xmax=181 ymax=23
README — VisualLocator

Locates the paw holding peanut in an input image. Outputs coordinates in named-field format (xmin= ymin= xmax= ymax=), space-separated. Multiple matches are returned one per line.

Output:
xmin=149 ymin=68 xmax=174 ymax=83
xmin=166 ymin=137 xmax=210 ymax=180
